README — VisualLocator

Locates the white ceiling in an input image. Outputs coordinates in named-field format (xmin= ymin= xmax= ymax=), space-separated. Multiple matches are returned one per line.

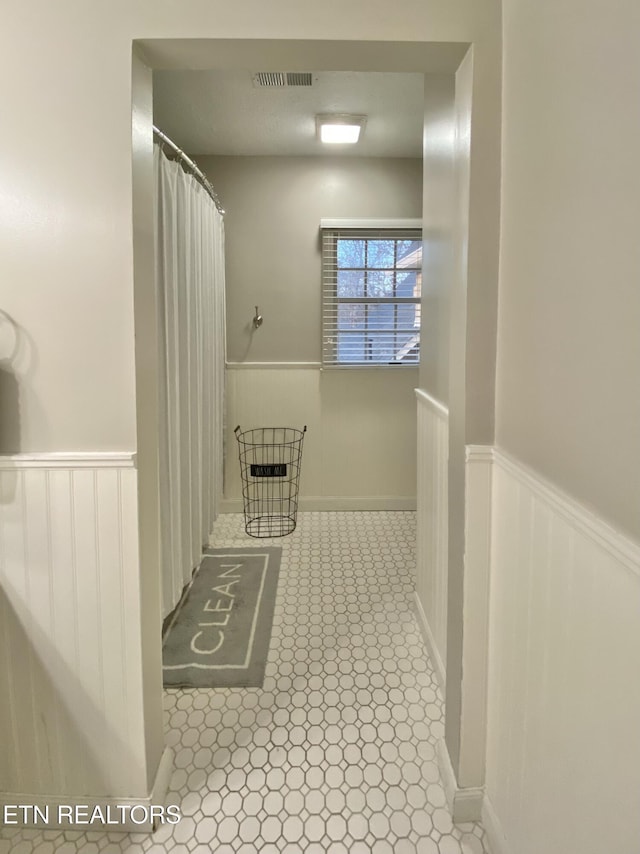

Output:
xmin=152 ymin=70 xmax=424 ymax=158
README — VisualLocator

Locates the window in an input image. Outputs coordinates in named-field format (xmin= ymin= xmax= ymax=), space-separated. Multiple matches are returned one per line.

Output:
xmin=321 ymin=219 xmax=422 ymax=366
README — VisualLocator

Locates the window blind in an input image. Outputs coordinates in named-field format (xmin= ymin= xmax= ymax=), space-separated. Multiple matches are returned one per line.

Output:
xmin=321 ymin=221 xmax=422 ymax=367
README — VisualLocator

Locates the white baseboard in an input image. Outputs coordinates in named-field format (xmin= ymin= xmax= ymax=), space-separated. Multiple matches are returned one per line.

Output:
xmin=436 ymin=739 xmax=484 ymax=824
xmin=413 ymin=592 xmax=446 ymax=693
xmin=151 ymin=745 xmax=175 ymax=815
xmin=220 ymin=496 xmax=417 ymax=513
xmin=0 ymin=747 xmax=174 ymax=833
xmin=482 ymin=795 xmax=511 ymax=854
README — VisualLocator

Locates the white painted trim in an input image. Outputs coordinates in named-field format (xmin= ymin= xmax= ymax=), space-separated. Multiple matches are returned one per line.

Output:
xmin=320 ymin=364 xmax=419 ymax=372
xmin=0 ymin=452 xmax=137 ymax=469
xmin=320 ymin=217 xmax=422 ymax=230
xmin=414 ymin=387 xmax=449 ymax=418
xmin=482 ymin=796 xmax=511 ymax=854
xmin=453 ymin=787 xmax=486 ymax=825
xmin=151 ymin=746 xmax=175 ymax=817
xmin=226 ymin=361 xmax=322 ymax=370
xmin=220 ymin=496 xmax=417 ymax=513
xmin=466 ymin=444 xmax=495 ymax=463
xmin=415 ymin=389 xmax=448 ymax=701
xmin=436 ymin=738 xmax=456 ymax=809
xmin=225 ymin=360 xmax=420 ymax=372
xmin=436 ymin=739 xmax=484 ymax=824
xmin=413 ymin=591 xmax=446 ymax=693
xmin=494 ymin=447 xmax=640 ymax=577
xmin=458 ymin=444 xmax=493 ymax=790
xmin=0 ymin=747 xmax=174 ymax=832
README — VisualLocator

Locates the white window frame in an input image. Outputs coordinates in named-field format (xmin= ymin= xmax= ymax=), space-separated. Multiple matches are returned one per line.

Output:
xmin=320 ymin=218 xmax=422 ymax=368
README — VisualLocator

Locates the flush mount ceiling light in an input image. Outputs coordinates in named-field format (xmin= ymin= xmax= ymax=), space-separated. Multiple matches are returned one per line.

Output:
xmin=316 ymin=114 xmax=367 ymax=145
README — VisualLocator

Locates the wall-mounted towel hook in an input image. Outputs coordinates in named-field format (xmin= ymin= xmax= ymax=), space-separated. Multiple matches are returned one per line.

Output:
xmin=253 ymin=306 xmax=263 ymax=329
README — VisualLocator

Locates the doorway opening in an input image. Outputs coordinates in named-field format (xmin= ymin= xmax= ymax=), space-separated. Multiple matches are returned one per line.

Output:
xmin=131 ymin=34 xmax=479 ymax=850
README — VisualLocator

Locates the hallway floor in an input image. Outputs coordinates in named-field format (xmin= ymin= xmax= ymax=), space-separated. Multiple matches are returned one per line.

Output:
xmin=1 ymin=512 xmax=488 ymax=854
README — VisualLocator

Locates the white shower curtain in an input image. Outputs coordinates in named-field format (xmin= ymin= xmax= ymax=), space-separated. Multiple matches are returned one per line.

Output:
xmin=154 ymin=144 xmax=226 ymax=616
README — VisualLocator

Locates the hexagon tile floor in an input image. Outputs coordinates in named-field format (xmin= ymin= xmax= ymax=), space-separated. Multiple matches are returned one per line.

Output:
xmin=1 ymin=512 xmax=489 ymax=854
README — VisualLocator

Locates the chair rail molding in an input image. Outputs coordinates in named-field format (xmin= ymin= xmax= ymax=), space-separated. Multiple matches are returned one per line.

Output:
xmin=0 ymin=451 xmax=137 ymax=469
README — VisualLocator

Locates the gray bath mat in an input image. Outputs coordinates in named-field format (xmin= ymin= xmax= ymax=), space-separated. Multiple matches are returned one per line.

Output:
xmin=162 ymin=547 xmax=281 ymax=688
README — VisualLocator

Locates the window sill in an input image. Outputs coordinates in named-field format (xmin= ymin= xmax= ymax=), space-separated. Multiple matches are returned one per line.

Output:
xmin=321 ymin=364 xmax=420 ymax=371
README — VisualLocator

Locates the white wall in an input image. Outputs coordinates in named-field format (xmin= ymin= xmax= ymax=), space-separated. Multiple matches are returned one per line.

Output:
xmin=201 ymin=155 xmax=423 ymax=364
xmin=226 ymin=366 xmax=418 ymax=509
xmin=201 ymin=155 xmax=422 ymax=508
xmin=0 ymin=8 xmax=139 ymax=454
xmin=442 ymin=49 xmax=475 ymax=778
xmin=419 ymin=76 xmax=455 ymax=405
xmin=496 ymin=0 xmax=640 ymax=541
xmin=132 ymin=51 xmax=166 ymax=791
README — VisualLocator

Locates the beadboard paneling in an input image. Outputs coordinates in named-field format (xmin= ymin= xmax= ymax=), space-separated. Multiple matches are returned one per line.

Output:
xmin=485 ymin=451 xmax=640 ymax=854
xmin=414 ymin=389 xmax=448 ymax=689
xmin=0 ymin=455 xmax=149 ymax=798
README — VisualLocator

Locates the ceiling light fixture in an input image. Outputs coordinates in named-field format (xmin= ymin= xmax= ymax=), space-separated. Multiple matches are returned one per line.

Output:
xmin=317 ymin=114 xmax=367 ymax=145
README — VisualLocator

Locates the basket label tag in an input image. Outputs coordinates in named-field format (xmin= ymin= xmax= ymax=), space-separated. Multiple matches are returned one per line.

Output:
xmin=250 ymin=463 xmax=287 ymax=478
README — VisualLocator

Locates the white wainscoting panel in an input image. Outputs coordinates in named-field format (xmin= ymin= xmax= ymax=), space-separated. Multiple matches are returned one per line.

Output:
xmin=0 ymin=454 xmax=151 ymax=799
xmin=414 ymin=389 xmax=448 ymax=690
xmin=485 ymin=450 xmax=640 ymax=854
xmin=225 ymin=366 xmax=418 ymax=510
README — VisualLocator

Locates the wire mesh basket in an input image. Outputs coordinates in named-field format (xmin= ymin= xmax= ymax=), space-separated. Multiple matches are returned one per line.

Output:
xmin=234 ymin=425 xmax=307 ymax=538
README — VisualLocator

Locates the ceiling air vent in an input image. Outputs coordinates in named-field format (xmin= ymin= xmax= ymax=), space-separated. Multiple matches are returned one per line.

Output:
xmin=253 ymin=72 xmax=314 ymax=88
xmin=253 ymin=72 xmax=287 ymax=87
xmin=286 ymin=72 xmax=313 ymax=87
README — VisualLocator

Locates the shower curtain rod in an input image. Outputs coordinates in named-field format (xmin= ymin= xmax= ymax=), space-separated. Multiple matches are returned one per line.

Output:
xmin=153 ymin=125 xmax=225 ymax=215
